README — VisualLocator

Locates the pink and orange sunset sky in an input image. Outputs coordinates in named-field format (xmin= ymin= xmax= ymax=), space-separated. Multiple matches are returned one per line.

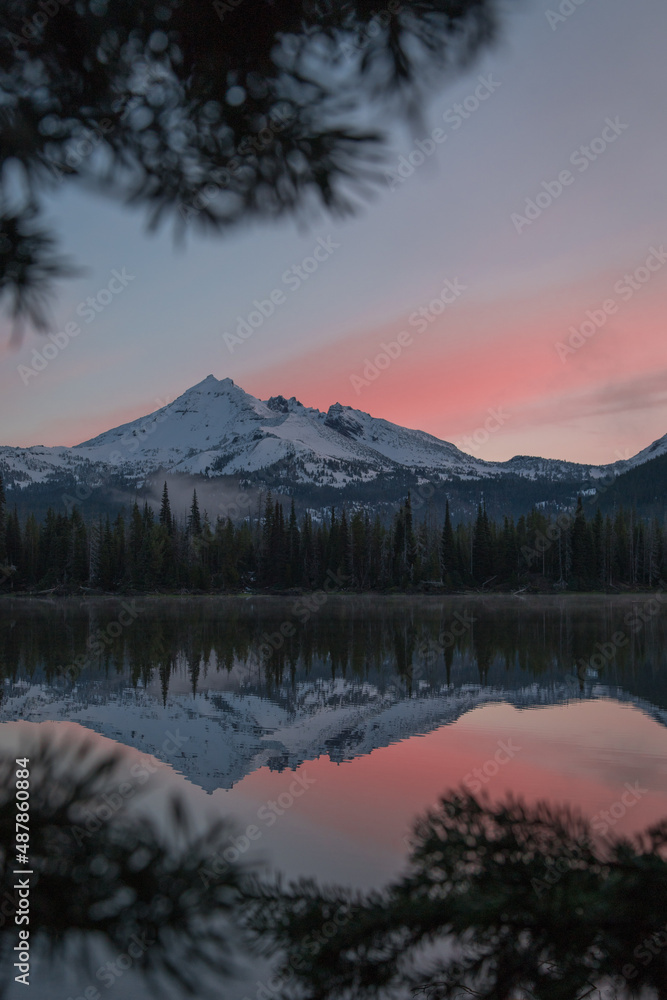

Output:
xmin=1 ymin=0 xmax=666 ymax=465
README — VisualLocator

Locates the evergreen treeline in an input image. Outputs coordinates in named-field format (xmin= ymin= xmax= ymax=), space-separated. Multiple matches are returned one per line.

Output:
xmin=0 ymin=475 xmax=665 ymax=592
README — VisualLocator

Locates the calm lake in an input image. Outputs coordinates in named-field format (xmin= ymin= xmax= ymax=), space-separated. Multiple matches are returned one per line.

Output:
xmin=2 ymin=594 xmax=667 ymax=998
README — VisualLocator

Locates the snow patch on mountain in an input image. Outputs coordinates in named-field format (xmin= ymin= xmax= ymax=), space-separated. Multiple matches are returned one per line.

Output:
xmin=616 ymin=433 xmax=667 ymax=471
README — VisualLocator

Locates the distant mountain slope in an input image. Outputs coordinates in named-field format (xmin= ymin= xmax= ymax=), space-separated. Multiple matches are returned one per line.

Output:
xmin=597 ymin=450 xmax=667 ymax=516
xmin=621 ymin=433 xmax=667 ymax=470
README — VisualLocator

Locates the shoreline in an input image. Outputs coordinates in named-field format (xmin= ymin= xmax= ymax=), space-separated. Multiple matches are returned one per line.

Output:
xmin=0 ymin=589 xmax=663 ymax=602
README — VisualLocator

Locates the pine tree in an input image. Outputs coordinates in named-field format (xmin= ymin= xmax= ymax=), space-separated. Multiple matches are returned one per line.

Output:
xmin=370 ymin=515 xmax=385 ymax=589
xmin=350 ymin=511 xmax=368 ymax=588
xmin=288 ymin=499 xmax=301 ymax=586
xmin=338 ymin=508 xmax=350 ymax=580
xmin=440 ymin=500 xmax=456 ymax=583
xmin=260 ymin=491 xmax=274 ymax=587
xmin=69 ymin=507 xmax=89 ymax=584
xmin=649 ymin=518 xmax=664 ymax=584
xmin=271 ymin=500 xmax=287 ymax=585
xmin=603 ymin=514 xmax=614 ymax=588
xmin=612 ymin=509 xmax=631 ymax=584
xmin=472 ymin=502 xmax=493 ymax=583
xmin=327 ymin=507 xmax=340 ymax=582
xmin=4 ymin=507 xmax=21 ymax=587
xmin=570 ymin=497 xmax=591 ymax=587
xmin=159 ymin=481 xmax=173 ymax=534
xmin=97 ymin=517 xmax=115 ymax=589
xmin=144 ymin=523 xmax=165 ymax=588
xmin=129 ymin=502 xmax=145 ymax=587
xmin=501 ymin=516 xmax=518 ymax=581
xmin=404 ymin=493 xmax=416 ymax=577
xmin=23 ymin=514 xmax=40 ymax=586
xmin=392 ymin=506 xmax=406 ymax=586
xmin=301 ymin=511 xmax=315 ymax=588
xmin=113 ymin=513 xmax=126 ymax=583
xmin=188 ymin=489 xmax=202 ymax=536
xmin=192 ymin=512 xmax=212 ymax=589
xmin=0 ymin=472 xmax=7 ymax=564
xmin=591 ymin=507 xmax=604 ymax=586
xmin=0 ymin=0 xmax=500 ymax=332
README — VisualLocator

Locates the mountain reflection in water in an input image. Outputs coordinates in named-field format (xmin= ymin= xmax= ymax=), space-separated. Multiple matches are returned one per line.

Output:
xmin=1 ymin=596 xmax=666 ymax=791
xmin=2 ymin=597 xmax=667 ymax=998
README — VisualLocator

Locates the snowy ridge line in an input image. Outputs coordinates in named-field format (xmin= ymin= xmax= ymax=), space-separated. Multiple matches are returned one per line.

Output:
xmin=2 ymin=375 xmax=664 ymax=490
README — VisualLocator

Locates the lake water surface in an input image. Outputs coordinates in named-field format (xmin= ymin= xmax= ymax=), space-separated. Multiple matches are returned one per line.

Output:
xmin=2 ymin=595 xmax=667 ymax=998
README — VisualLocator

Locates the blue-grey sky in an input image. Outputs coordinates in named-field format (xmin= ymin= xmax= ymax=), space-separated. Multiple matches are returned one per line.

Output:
xmin=2 ymin=0 xmax=666 ymax=464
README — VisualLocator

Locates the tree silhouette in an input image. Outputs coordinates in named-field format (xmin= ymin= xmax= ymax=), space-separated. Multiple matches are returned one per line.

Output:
xmin=2 ymin=494 xmax=666 ymax=594
xmin=440 ymin=498 xmax=456 ymax=583
xmin=0 ymin=473 xmax=6 ymax=565
xmin=188 ymin=488 xmax=202 ymax=536
xmin=249 ymin=791 xmax=667 ymax=1000
xmin=570 ymin=496 xmax=594 ymax=588
xmin=0 ymin=0 xmax=504 ymax=330
xmin=472 ymin=501 xmax=493 ymax=583
xmin=0 ymin=734 xmax=252 ymax=996
xmin=159 ymin=480 xmax=173 ymax=534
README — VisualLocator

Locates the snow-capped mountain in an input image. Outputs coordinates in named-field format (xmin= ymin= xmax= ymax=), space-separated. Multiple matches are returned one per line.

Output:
xmin=74 ymin=374 xmax=522 ymax=483
xmin=1 ymin=374 xmax=665 ymax=503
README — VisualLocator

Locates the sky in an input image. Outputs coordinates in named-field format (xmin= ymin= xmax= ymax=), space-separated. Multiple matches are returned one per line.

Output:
xmin=1 ymin=0 xmax=666 ymax=464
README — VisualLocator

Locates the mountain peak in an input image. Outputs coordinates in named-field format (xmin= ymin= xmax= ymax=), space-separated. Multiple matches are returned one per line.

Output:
xmin=266 ymin=394 xmax=305 ymax=414
xmin=3 ymin=373 xmax=663 ymax=502
xmin=324 ymin=402 xmax=364 ymax=439
xmin=191 ymin=375 xmax=235 ymax=391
